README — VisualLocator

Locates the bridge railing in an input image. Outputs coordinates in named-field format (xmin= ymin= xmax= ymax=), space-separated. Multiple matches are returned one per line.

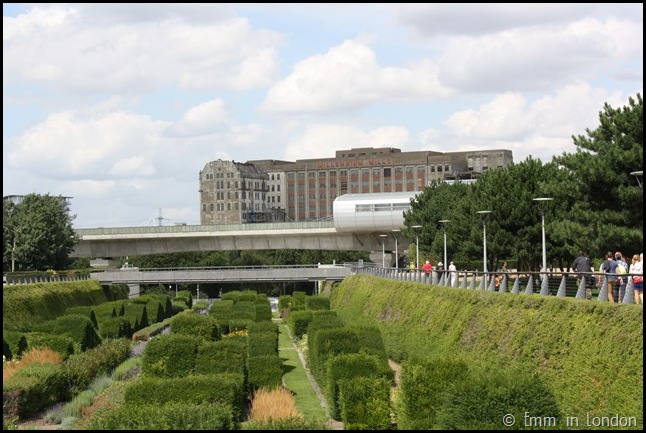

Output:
xmin=353 ymin=265 xmax=641 ymax=304
xmin=75 ymin=221 xmax=336 ymax=236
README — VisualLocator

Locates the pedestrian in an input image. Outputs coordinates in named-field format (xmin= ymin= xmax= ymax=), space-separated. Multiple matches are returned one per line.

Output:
xmin=572 ymin=250 xmax=594 ymax=300
xmin=614 ymin=252 xmax=629 ymax=303
xmin=495 ymin=261 xmax=509 ymax=289
xmin=448 ymin=261 xmax=457 ymax=286
xmin=600 ymin=251 xmax=617 ymax=303
xmin=422 ymin=260 xmax=433 ymax=283
xmin=629 ymin=253 xmax=643 ymax=305
xmin=436 ymin=261 xmax=444 ymax=282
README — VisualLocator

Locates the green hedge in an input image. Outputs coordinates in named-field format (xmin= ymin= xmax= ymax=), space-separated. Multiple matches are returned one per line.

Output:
xmin=195 ymin=341 xmax=246 ymax=380
xmin=141 ymin=333 xmax=200 ymax=378
xmin=286 ymin=310 xmax=313 ymax=339
xmin=305 ymin=296 xmax=330 ymax=310
xmin=325 ymin=352 xmax=393 ymax=421
xmin=329 ymin=274 xmax=644 ymax=429
xmin=24 ymin=332 xmax=75 ymax=359
xmin=31 ymin=314 xmax=101 ymax=353
xmin=247 ymin=354 xmax=283 ymax=392
xmin=248 ymin=322 xmax=278 ymax=357
xmin=2 ymin=280 xmax=125 ymax=332
xmin=170 ymin=311 xmax=221 ymax=342
xmin=339 ymin=376 xmax=393 ymax=430
xmin=86 ymin=401 xmax=236 ymax=430
xmin=124 ymin=374 xmax=245 ymax=421
xmin=2 ymin=363 xmax=67 ymax=420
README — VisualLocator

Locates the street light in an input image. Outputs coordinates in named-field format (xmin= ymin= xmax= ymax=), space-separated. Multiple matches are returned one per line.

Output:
xmin=439 ymin=220 xmax=450 ymax=272
xmin=630 ymin=170 xmax=643 ymax=191
xmin=10 ymin=226 xmax=25 ymax=273
xmin=379 ymin=234 xmax=388 ymax=268
xmin=412 ymin=225 xmax=422 ymax=270
xmin=391 ymin=229 xmax=400 ymax=269
xmin=533 ymin=197 xmax=553 ymax=276
xmin=476 ymin=211 xmax=492 ymax=280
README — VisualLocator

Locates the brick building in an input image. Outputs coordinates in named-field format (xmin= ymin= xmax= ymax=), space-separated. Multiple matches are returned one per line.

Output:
xmin=200 ymin=147 xmax=512 ymax=224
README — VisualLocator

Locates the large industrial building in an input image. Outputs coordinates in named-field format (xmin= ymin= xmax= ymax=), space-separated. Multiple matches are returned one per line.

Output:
xmin=199 ymin=147 xmax=513 ymax=224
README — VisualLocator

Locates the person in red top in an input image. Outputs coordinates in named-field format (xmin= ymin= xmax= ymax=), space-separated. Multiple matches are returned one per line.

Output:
xmin=422 ymin=260 xmax=433 ymax=282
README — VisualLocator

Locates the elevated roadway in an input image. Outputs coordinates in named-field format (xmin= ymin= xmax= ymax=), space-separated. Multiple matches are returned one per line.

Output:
xmin=72 ymin=221 xmax=409 ymax=259
xmin=91 ymin=264 xmax=353 ymax=285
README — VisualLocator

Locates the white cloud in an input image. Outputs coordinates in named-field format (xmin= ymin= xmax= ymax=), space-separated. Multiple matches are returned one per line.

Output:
xmin=165 ymin=99 xmax=231 ymax=137
xmin=262 ymin=40 xmax=453 ymax=114
xmin=2 ymin=4 xmax=642 ymax=228
xmin=3 ymin=6 xmax=282 ymax=95
xmin=6 ymin=110 xmax=167 ymax=179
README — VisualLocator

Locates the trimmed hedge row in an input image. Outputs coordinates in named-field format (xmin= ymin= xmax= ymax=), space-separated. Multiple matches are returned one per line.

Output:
xmin=329 ymin=274 xmax=644 ymax=429
xmin=3 ymin=280 xmax=127 ymax=332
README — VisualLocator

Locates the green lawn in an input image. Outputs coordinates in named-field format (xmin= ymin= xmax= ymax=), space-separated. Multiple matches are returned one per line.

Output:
xmin=275 ymin=319 xmax=328 ymax=422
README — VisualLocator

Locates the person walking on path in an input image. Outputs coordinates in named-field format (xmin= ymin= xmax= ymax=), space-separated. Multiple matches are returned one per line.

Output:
xmin=600 ymin=251 xmax=617 ymax=303
xmin=629 ymin=253 xmax=643 ymax=305
xmin=448 ymin=261 xmax=458 ymax=286
xmin=422 ymin=260 xmax=433 ymax=283
xmin=572 ymin=250 xmax=594 ymax=300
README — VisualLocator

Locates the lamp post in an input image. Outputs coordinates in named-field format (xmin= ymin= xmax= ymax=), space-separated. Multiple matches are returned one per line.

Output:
xmin=11 ymin=237 xmax=17 ymax=273
xmin=10 ymin=226 xmax=25 ymax=273
xmin=533 ymin=198 xmax=553 ymax=276
xmin=476 ymin=211 xmax=492 ymax=279
xmin=439 ymin=220 xmax=450 ymax=271
xmin=391 ymin=229 xmax=400 ymax=269
xmin=379 ymin=234 xmax=388 ymax=268
xmin=412 ymin=225 xmax=422 ymax=270
xmin=630 ymin=170 xmax=643 ymax=191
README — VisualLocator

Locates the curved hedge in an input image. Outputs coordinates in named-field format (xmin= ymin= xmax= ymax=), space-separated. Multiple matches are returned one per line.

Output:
xmin=329 ymin=274 xmax=643 ymax=427
xmin=3 ymin=280 xmax=127 ymax=332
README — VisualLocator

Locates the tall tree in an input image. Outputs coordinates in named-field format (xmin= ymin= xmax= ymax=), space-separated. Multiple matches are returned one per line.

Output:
xmin=552 ymin=92 xmax=643 ymax=257
xmin=3 ymin=194 xmax=79 ymax=271
xmin=402 ymin=94 xmax=642 ymax=271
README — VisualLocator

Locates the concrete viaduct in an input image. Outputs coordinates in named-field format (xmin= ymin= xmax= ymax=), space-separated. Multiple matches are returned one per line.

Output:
xmin=72 ymin=221 xmax=410 ymax=266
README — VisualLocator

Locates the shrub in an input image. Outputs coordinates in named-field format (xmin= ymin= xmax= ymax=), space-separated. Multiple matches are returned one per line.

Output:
xmin=247 ymin=355 xmax=283 ymax=392
xmin=170 ymin=311 xmax=220 ymax=341
xmin=141 ymin=333 xmax=200 ymax=378
xmin=86 ymin=401 xmax=236 ymax=430
xmin=124 ymin=374 xmax=245 ymax=421
xmin=63 ymin=338 xmax=132 ymax=396
xmin=32 ymin=314 xmax=101 ymax=352
xmin=249 ymin=387 xmax=300 ymax=421
xmin=24 ymin=332 xmax=75 ymax=360
xmin=339 ymin=376 xmax=393 ymax=430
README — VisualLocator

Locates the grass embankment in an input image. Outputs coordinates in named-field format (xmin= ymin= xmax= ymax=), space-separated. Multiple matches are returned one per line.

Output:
xmin=329 ymin=274 xmax=643 ymax=425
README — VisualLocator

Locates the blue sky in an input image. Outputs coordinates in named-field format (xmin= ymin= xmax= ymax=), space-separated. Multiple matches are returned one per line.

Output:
xmin=3 ymin=3 xmax=643 ymax=228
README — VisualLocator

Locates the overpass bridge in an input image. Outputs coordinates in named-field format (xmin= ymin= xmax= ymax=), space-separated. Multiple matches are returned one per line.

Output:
xmin=92 ymin=264 xmax=353 ymax=285
xmin=72 ymin=221 xmax=410 ymax=263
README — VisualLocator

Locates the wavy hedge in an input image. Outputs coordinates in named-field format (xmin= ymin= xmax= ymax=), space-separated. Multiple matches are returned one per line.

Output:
xmin=3 ymin=281 xmax=127 ymax=332
xmin=329 ymin=274 xmax=643 ymax=427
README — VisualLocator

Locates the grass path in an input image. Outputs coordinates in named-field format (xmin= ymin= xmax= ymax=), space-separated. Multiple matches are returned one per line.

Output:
xmin=275 ymin=318 xmax=332 ymax=424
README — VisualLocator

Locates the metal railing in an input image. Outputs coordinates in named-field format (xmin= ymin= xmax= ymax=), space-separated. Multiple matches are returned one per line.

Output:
xmin=351 ymin=264 xmax=642 ymax=304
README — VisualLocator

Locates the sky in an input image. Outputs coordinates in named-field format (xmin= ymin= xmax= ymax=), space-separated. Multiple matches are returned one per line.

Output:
xmin=3 ymin=3 xmax=643 ymax=229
